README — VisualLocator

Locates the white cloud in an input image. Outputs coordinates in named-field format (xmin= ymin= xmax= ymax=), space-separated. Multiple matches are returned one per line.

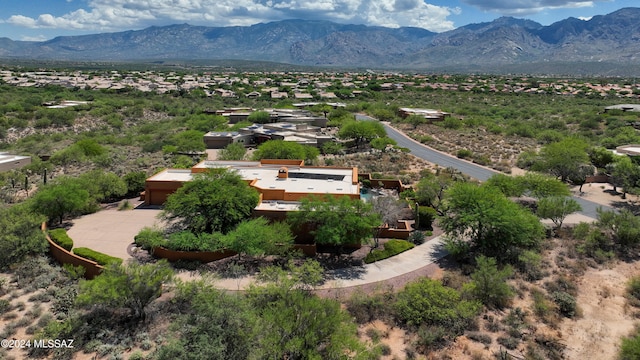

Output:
xmin=578 ymin=16 xmax=593 ymax=21
xmin=4 ymin=0 xmax=457 ymax=33
xmin=461 ymin=0 xmax=599 ymax=15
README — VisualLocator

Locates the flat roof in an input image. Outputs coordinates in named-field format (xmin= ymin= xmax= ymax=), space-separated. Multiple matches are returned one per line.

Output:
xmin=0 ymin=153 xmax=30 ymax=164
xmin=255 ymin=200 xmax=301 ymax=211
xmin=147 ymin=169 xmax=193 ymax=182
xmin=192 ymin=160 xmax=358 ymax=196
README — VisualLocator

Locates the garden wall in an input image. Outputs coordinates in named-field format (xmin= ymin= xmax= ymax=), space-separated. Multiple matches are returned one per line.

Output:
xmin=42 ymin=223 xmax=104 ymax=279
xmin=358 ymin=173 xmax=406 ymax=191
xmin=377 ymin=220 xmax=413 ymax=240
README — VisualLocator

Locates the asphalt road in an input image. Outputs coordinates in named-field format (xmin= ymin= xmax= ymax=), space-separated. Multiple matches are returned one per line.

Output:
xmin=356 ymin=114 xmax=612 ymax=218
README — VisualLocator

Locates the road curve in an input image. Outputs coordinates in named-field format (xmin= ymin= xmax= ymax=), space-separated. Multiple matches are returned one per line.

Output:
xmin=357 ymin=114 xmax=612 ymax=218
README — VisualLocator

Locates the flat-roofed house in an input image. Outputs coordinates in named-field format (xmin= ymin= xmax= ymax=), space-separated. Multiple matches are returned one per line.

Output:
xmin=0 ymin=153 xmax=31 ymax=172
xmin=143 ymin=160 xmax=360 ymax=212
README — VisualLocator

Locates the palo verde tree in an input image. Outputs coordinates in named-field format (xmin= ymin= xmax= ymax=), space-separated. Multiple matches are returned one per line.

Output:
xmin=252 ymin=140 xmax=319 ymax=163
xmin=161 ymin=168 xmax=259 ymax=234
xmin=0 ymin=204 xmax=48 ymax=269
xmin=337 ymin=120 xmax=386 ymax=148
xmin=537 ymin=196 xmax=582 ymax=230
xmin=222 ymin=217 xmax=293 ymax=259
xmin=76 ymin=260 xmax=174 ymax=320
xmin=217 ymin=142 xmax=247 ymax=161
xmin=441 ymin=182 xmax=544 ymax=262
xmin=30 ymin=177 xmax=91 ymax=224
xmin=288 ymin=195 xmax=381 ymax=248
xmin=533 ymin=137 xmax=590 ymax=182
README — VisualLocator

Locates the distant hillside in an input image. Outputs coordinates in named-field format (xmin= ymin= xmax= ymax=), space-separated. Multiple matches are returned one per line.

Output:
xmin=2 ymin=8 xmax=640 ymax=75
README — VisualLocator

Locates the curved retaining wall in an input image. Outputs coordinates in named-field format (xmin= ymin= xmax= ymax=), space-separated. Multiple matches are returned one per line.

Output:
xmin=42 ymin=223 xmax=104 ymax=279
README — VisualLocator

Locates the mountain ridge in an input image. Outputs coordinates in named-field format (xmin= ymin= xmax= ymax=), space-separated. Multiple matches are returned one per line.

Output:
xmin=2 ymin=8 xmax=640 ymax=74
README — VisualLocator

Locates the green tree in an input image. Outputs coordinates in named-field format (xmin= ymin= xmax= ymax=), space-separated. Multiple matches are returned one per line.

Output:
xmin=288 ymin=195 xmax=381 ymax=248
xmin=534 ymin=138 xmax=590 ymax=182
xmin=123 ymin=171 xmax=147 ymax=196
xmin=464 ymin=256 xmax=514 ymax=309
xmin=517 ymin=172 xmax=571 ymax=198
xmin=222 ymin=218 xmax=293 ymax=259
xmin=589 ymin=146 xmax=616 ymax=169
xmin=248 ymin=262 xmax=371 ymax=360
xmin=607 ymin=155 xmax=640 ymax=198
xmin=78 ymin=169 xmax=127 ymax=203
xmin=415 ymin=171 xmax=456 ymax=214
xmin=252 ymin=140 xmax=319 ymax=163
xmin=161 ymin=168 xmax=259 ymax=234
xmin=217 ymin=142 xmax=246 ymax=161
xmin=247 ymin=110 xmax=272 ymax=124
xmin=171 ymin=130 xmax=206 ymax=153
xmin=155 ymin=281 xmax=255 ymax=360
xmin=0 ymin=204 xmax=48 ymax=269
xmin=537 ymin=196 xmax=582 ymax=229
xmin=30 ymin=179 xmax=90 ymax=224
xmin=337 ymin=120 xmax=386 ymax=148
xmin=370 ymin=136 xmax=397 ymax=151
xmin=441 ymin=183 xmax=544 ymax=261
xmin=76 ymin=260 xmax=174 ymax=320
xmin=406 ymin=114 xmax=427 ymax=129
xmin=597 ymin=208 xmax=640 ymax=250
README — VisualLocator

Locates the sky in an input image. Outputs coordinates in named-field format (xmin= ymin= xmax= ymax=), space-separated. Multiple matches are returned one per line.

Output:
xmin=1 ymin=0 xmax=637 ymax=41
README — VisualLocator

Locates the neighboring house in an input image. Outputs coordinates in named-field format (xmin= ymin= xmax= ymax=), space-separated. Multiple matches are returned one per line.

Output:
xmin=604 ymin=104 xmax=640 ymax=113
xmin=398 ymin=107 xmax=451 ymax=122
xmin=0 ymin=153 xmax=31 ymax=172
xmin=203 ymin=122 xmax=332 ymax=149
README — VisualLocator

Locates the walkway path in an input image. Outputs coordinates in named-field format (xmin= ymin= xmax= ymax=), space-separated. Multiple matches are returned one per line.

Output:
xmin=207 ymin=236 xmax=447 ymax=291
xmin=67 ymin=202 xmax=449 ymax=291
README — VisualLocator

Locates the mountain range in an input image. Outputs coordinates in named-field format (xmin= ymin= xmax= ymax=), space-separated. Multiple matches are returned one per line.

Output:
xmin=2 ymin=8 xmax=640 ymax=75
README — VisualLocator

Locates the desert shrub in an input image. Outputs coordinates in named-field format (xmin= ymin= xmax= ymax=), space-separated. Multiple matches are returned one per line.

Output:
xmin=165 ymin=231 xmax=223 ymax=252
xmin=620 ymin=330 xmax=640 ymax=360
xmin=395 ymin=278 xmax=481 ymax=333
xmin=0 ymin=299 xmax=11 ymax=314
xmin=457 ymin=149 xmax=473 ymax=159
xmin=346 ymin=287 xmax=396 ymax=324
xmin=497 ymin=336 xmax=519 ymax=350
xmin=465 ymin=256 xmax=514 ymax=309
xmin=577 ymin=228 xmax=614 ymax=263
xmin=72 ymin=248 xmax=122 ymax=266
xmin=572 ymin=222 xmax=592 ymax=240
xmin=408 ymin=231 xmax=426 ymax=245
xmin=134 ymin=227 xmax=165 ymax=251
xmin=551 ymin=291 xmax=577 ymax=318
xmin=364 ymin=240 xmax=414 ymax=264
xmin=48 ymin=229 xmax=74 ymax=251
xmin=466 ymin=331 xmax=492 ymax=345
xmin=627 ymin=277 xmax=640 ymax=307
xmin=413 ymin=325 xmax=449 ymax=352
xmin=544 ymin=275 xmax=578 ymax=297
xmin=518 ymin=250 xmax=545 ymax=281
xmin=417 ymin=206 xmax=437 ymax=230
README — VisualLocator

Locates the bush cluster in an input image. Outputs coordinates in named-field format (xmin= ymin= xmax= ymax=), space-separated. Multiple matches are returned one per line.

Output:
xmin=73 ymin=248 xmax=122 ymax=266
xmin=48 ymin=229 xmax=74 ymax=251
xmin=364 ymin=240 xmax=414 ymax=264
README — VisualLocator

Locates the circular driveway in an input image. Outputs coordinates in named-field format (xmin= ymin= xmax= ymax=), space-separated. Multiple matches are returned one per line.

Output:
xmin=66 ymin=202 xmax=163 ymax=260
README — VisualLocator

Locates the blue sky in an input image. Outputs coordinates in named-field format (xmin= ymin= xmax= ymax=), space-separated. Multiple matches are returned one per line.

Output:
xmin=1 ymin=0 xmax=637 ymax=41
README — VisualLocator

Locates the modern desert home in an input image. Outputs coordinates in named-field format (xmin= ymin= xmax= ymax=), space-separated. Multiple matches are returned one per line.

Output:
xmin=143 ymin=160 xmax=360 ymax=218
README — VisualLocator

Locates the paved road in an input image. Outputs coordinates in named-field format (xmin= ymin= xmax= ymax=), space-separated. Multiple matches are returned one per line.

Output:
xmin=357 ymin=114 xmax=612 ymax=218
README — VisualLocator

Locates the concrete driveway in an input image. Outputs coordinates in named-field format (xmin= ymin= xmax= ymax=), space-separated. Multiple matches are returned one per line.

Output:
xmin=66 ymin=202 xmax=163 ymax=260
